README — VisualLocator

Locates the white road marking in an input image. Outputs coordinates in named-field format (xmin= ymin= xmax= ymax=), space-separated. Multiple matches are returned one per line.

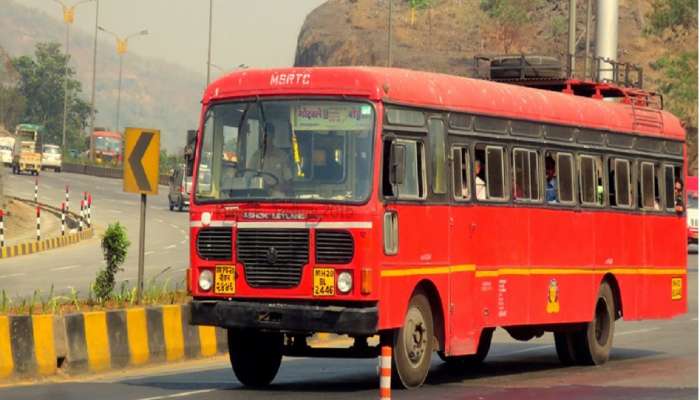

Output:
xmin=178 ymin=229 xmax=186 ymax=235
xmin=136 ymin=389 xmax=216 ymax=400
xmin=180 ymin=239 xmax=186 ymax=245
xmin=108 ymin=209 xmax=123 ymax=214
xmin=616 ymin=327 xmax=660 ymax=336
xmin=496 ymin=327 xmax=661 ymax=358
xmin=51 ymin=264 xmax=80 ymax=272
xmin=145 ymin=251 xmax=155 ymax=256
xmin=177 ymin=268 xmax=188 ymax=272
xmin=170 ymin=224 xmax=179 ymax=229
xmin=692 ymin=318 xmax=698 ymax=321
xmin=0 ymin=273 xmax=26 ymax=279
xmin=156 ymin=219 xmax=164 ymax=224
xmin=163 ymin=244 xmax=176 ymax=250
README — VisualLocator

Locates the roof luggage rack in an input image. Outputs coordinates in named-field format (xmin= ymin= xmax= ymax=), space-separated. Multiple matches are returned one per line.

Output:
xmin=471 ymin=54 xmax=663 ymax=111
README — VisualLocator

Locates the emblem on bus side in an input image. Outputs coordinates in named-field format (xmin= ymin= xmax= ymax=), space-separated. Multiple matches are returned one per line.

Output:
xmin=546 ymin=279 xmax=560 ymax=314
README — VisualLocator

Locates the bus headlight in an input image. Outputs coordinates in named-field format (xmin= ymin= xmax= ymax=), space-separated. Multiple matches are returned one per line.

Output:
xmin=337 ymin=271 xmax=353 ymax=294
xmin=199 ymin=269 xmax=213 ymax=291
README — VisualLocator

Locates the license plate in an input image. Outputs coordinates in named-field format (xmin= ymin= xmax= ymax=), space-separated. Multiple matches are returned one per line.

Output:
xmin=671 ymin=277 xmax=682 ymax=300
xmin=313 ymin=268 xmax=335 ymax=296
xmin=214 ymin=265 xmax=236 ymax=295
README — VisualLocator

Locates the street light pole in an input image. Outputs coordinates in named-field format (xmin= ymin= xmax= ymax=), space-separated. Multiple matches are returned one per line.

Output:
xmin=98 ymin=26 xmax=148 ymax=134
xmin=206 ymin=0 xmax=213 ymax=85
xmin=62 ymin=20 xmax=71 ymax=150
xmin=88 ymin=0 xmax=99 ymax=139
xmin=116 ymin=54 xmax=123 ymax=134
xmin=53 ymin=0 xmax=94 ymax=150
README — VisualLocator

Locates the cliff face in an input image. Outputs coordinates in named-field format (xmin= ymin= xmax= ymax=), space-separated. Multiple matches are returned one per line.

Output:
xmin=294 ymin=0 xmax=698 ymax=173
xmin=0 ymin=47 xmax=19 ymax=87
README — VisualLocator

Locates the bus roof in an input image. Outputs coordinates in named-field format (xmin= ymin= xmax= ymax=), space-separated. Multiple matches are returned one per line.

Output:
xmin=203 ymin=67 xmax=685 ymax=141
xmin=92 ymin=131 xmax=122 ymax=139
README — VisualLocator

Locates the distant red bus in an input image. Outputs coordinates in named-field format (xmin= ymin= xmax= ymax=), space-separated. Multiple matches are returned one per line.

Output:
xmin=89 ymin=130 xmax=122 ymax=164
xmin=188 ymin=67 xmax=687 ymax=389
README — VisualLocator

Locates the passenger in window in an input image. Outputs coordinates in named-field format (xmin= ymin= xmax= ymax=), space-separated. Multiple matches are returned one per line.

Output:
xmin=675 ymin=179 xmax=685 ymax=213
xmin=475 ymin=159 xmax=486 ymax=200
xmin=545 ymin=156 xmax=558 ymax=203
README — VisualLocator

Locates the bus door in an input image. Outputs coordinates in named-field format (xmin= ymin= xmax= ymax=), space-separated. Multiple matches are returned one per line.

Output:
xmin=445 ymin=137 xmax=478 ymax=355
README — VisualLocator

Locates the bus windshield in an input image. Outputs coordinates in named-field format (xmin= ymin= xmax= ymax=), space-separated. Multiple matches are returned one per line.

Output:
xmin=195 ymin=100 xmax=374 ymax=203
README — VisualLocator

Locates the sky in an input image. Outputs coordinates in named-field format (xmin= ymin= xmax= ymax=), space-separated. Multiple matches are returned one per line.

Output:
xmin=19 ymin=0 xmax=326 ymax=77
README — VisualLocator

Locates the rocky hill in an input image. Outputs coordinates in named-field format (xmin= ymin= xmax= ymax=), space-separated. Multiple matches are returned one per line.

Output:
xmin=295 ymin=0 xmax=698 ymax=173
xmin=0 ymin=0 xmax=202 ymax=152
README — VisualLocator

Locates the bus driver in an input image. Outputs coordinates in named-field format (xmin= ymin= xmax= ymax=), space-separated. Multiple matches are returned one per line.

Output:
xmin=249 ymin=122 xmax=293 ymax=191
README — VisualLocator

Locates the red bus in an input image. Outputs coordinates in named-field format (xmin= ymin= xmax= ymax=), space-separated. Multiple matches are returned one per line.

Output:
xmin=188 ymin=67 xmax=687 ymax=389
xmin=89 ymin=130 xmax=122 ymax=164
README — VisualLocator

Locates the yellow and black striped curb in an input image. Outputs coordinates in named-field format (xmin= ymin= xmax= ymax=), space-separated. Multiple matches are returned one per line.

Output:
xmin=0 ymin=304 xmax=227 ymax=380
xmin=0 ymin=228 xmax=94 ymax=259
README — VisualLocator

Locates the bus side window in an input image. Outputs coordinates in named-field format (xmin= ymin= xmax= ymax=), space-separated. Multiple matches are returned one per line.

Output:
xmin=452 ymin=146 xmax=471 ymax=201
xmin=611 ymin=158 xmax=632 ymax=208
xmin=513 ymin=148 xmax=540 ymax=201
xmin=483 ymin=145 xmax=506 ymax=200
xmin=429 ymin=118 xmax=446 ymax=194
xmin=384 ymin=138 xmax=426 ymax=200
xmin=640 ymin=162 xmax=659 ymax=210
xmin=556 ymin=152 xmax=575 ymax=204
xmin=579 ymin=155 xmax=604 ymax=206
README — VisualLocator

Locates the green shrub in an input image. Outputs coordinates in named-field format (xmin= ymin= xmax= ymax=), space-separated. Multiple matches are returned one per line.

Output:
xmin=95 ymin=222 xmax=131 ymax=300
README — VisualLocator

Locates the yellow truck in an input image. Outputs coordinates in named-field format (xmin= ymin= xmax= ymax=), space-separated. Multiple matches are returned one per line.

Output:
xmin=12 ymin=141 xmax=41 ymax=175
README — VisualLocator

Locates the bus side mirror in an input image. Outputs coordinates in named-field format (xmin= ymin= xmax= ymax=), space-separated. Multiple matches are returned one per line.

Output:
xmin=389 ymin=143 xmax=405 ymax=186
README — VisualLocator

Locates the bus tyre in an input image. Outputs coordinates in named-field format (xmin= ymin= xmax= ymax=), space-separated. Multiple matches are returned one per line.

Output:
xmin=439 ymin=328 xmax=493 ymax=369
xmin=227 ymin=329 xmax=283 ymax=387
xmin=392 ymin=291 xmax=434 ymax=389
xmin=574 ymin=282 xmax=615 ymax=365
xmin=554 ymin=331 xmax=577 ymax=366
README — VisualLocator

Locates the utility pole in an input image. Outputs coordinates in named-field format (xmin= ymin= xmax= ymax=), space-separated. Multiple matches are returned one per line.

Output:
xmin=584 ymin=0 xmax=593 ymax=79
xmin=568 ymin=0 xmax=576 ymax=77
xmin=62 ymin=21 xmax=71 ymax=150
xmin=88 ymin=0 xmax=99 ymax=139
xmin=206 ymin=0 xmax=213 ymax=85
xmin=387 ymin=0 xmax=393 ymax=67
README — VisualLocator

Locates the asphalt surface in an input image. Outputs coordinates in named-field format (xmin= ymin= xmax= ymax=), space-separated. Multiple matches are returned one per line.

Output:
xmin=0 ymin=255 xmax=696 ymax=400
xmin=0 ymin=170 xmax=189 ymax=298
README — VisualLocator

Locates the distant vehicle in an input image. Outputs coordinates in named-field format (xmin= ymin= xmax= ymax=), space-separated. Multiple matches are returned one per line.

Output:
xmin=0 ymin=136 xmax=14 ymax=165
xmin=688 ymin=176 xmax=698 ymax=245
xmin=168 ymin=164 xmax=192 ymax=211
xmin=89 ymin=130 xmax=122 ymax=165
xmin=41 ymin=144 xmax=62 ymax=172
xmin=12 ymin=123 xmax=43 ymax=175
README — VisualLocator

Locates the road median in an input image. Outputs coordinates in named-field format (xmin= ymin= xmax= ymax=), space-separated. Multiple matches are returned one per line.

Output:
xmin=0 ymin=196 xmax=93 ymax=259
xmin=0 ymin=304 xmax=228 ymax=381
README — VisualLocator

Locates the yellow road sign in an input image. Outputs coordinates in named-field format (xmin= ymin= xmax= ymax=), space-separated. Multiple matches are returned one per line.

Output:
xmin=123 ymin=128 xmax=160 ymax=195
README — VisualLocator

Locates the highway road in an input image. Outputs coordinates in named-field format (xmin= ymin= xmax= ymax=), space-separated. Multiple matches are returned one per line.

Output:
xmin=0 ymin=170 xmax=189 ymax=298
xmin=1 ymin=255 xmax=696 ymax=399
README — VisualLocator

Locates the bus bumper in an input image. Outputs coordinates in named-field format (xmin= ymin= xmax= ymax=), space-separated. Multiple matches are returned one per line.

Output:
xmin=189 ymin=300 xmax=378 ymax=336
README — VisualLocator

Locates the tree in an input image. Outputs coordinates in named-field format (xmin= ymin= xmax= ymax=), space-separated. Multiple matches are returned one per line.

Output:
xmin=12 ymin=42 xmax=92 ymax=149
xmin=652 ymin=51 xmax=698 ymax=127
xmin=95 ymin=222 xmax=131 ymax=301
xmin=0 ymin=86 xmax=26 ymax=130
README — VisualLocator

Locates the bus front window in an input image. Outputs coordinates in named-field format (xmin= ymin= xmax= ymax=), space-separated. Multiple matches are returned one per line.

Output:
xmin=195 ymin=100 xmax=374 ymax=203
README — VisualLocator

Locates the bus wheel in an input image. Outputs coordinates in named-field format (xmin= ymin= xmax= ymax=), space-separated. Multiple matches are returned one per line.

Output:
xmin=439 ymin=328 xmax=493 ymax=369
xmin=227 ymin=329 xmax=283 ymax=387
xmin=393 ymin=291 xmax=433 ymax=389
xmin=554 ymin=331 xmax=577 ymax=366
xmin=574 ymin=282 xmax=615 ymax=365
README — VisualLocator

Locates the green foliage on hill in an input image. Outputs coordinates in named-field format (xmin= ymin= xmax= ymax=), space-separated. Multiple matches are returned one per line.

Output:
xmin=646 ymin=0 xmax=698 ymax=34
xmin=12 ymin=42 xmax=91 ymax=148
xmin=652 ymin=51 xmax=698 ymax=127
xmin=0 ymin=87 xmax=26 ymax=130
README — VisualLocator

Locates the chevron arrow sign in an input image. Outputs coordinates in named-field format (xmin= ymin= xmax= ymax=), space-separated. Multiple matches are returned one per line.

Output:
xmin=123 ymin=128 xmax=160 ymax=195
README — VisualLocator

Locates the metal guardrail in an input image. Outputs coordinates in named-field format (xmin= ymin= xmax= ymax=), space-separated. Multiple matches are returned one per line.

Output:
xmin=62 ymin=162 xmax=170 ymax=186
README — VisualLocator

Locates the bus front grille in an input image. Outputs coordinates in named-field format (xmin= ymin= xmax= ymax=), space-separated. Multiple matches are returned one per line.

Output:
xmin=237 ymin=229 xmax=309 ymax=288
xmin=196 ymin=227 xmax=232 ymax=260
xmin=316 ymin=230 xmax=354 ymax=264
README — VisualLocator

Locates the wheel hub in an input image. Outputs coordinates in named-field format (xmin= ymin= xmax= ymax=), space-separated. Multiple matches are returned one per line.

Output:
xmin=405 ymin=308 xmax=428 ymax=364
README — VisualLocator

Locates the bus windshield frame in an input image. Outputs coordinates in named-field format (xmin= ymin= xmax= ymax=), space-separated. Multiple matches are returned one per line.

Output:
xmin=194 ymin=98 xmax=376 ymax=205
